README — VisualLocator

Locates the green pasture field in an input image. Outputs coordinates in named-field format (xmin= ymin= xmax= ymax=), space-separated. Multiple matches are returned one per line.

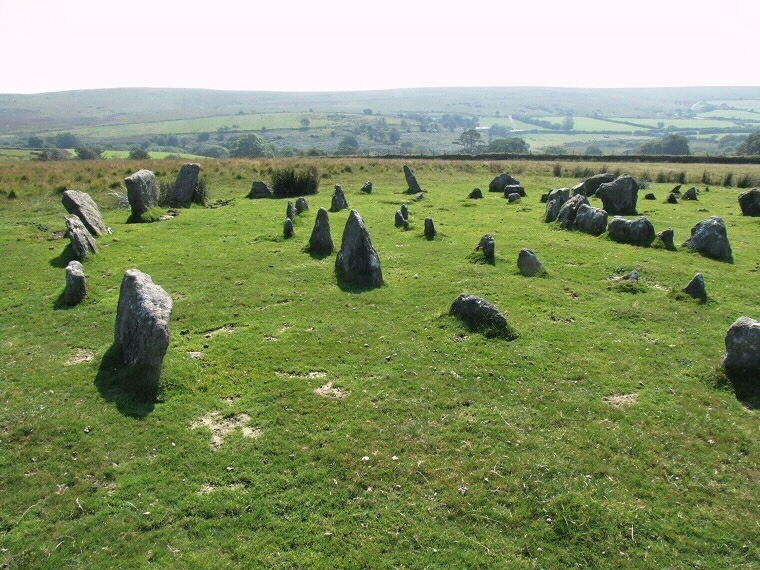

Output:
xmin=616 ymin=118 xmax=745 ymax=130
xmin=701 ymin=109 xmax=760 ymax=121
xmin=102 ymin=151 xmax=208 ymax=161
xmin=708 ymin=99 xmax=760 ymax=111
xmin=1 ymin=158 xmax=759 ymax=568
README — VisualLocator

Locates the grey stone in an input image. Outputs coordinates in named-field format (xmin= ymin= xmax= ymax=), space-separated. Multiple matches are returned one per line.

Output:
xmin=608 ymin=216 xmax=655 ymax=246
xmin=249 ymin=180 xmax=273 ymax=199
xmin=476 ymin=234 xmax=495 ymax=263
xmin=124 ymin=169 xmax=159 ymax=216
xmin=683 ymin=273 xmax=707 ymax=301
xmin=64 ymin=260 xmax=87 ymax=306
xmin=596 ymin=175 xmax=639 ymax=215
xmin=308 ymin=208 xmax=332 ymax=254
xmin=574 ymin=203 xmax=608 ymax=236
xmin=361 ymin=181 xmax=373 ymax=194
xmin=424 ymin=217 xmax=436 ymax=240
xmin=656 ymin=228 xmax=677 ymax=251
xmin=738 ymin=188 xmax=760 ymax=216
xmin=682 ymin=187 xmax=698 ymax=200
xmin=545 ymin=188 xmax=571 ymax=222
xmin=503 ymin=184 xmax=526 ymax=197
xmin=450 ymin=294 xmax=517 ymax=340
xmin=507 ymin=193 xmax=521 ymax=203
xmin=667 ymin=193 xmax=679 ymax=204
xmin=671 ymin=184 xmax=682 ymax=194
xmin=395 ymin=210 xmax=409 ymax=229
xmin=644 ymin=192 xmax=656 ymax=200
xmin=723 ymin=316 xmax=760 ymax=374
xmin=286 ymin=201 xmax=296 ymax=221
xmin=295 ymin=196 xmax=309 ymax=214
xmin=330 ymin=184 xmax=349 ymax=212
xmin=683 ymin=216 xmax=733 ymax=262
xmin=489 ymin=173 xmax=521 ymax=193
xmin=115 ymin=268 xmax=173 ymax=374
xmin=168 ymin=163 xmax=201 ymax=207
xmin=335 ymin=210 xmax=384 ymax=288
xmin=61 ymin=190 xmax=109 ymax=236
xmin=469 ymin=188 xmax=483 ymax=199
xmin=572 ymin=173 xmax=615 ymax=197
xmin=66 ymin=215 xmax=98 ymax=259
xmin=557 ymin=194 xmax=589 ymax=229
xmin=404 ymin=165 xmax=423 ymax=194
xmin=283 ymin=218 xmax=294 ymax=239
xmin=400 ymin=203 xmax=409 ymax=220
xmin=517 ymin=248 xmax=545 ymax=276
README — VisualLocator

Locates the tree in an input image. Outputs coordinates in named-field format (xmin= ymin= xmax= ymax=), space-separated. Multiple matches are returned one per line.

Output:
xmin=129 ymin=148 xmax=151 ymax=160
xmin=75 ymin=146 xmax=104 ymax=160
xmin=388 ymin=127 xmax=400 ymax=145
xmin=336 ymin=135 xmax=359 ymax=155
xmin=228 ymin=133 xmax=271 ymax=157
xmin=585 ymin=145 xmax=603 ymax=156
xmin=27 ymin=136 xmax=44 ymax=148
xmin=53 ymin=132 xmax=80 ymax=149
xmin=562 ymin=116 xmax=575 ymax=132
xmin=736 ymin=131 xmax=760 ymax=155
xmin=455 ymin=129 xmax=481 ymax=154
xmin=638 ymin=134 xmax=690 ymax=155
xmin=300 ymin=116 xmax=310 ymax=129
xmin=487 ymin=137 xmax=529 ymax=154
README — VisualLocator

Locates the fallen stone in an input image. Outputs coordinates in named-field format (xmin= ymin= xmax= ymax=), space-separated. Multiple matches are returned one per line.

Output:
xmin=723 ymin=316 xmax=760 ymax=375
xmin=475 ymin=234 xmax=495 ymax=263
xmin=64 ymin=260 xmax=87 ymax=306
xmin=607 ymin=216 xmax=655 ymax=247
xmin=424 ymin=217 xmax=436 ymax=240
xmin=683 ymin=216 xmax=733 ymax=262
xmin=682 ymin=273 xmax=707 ymax=301
xmin=489 ymin=173 xmax=521 ymax=193
xmin=330 ymin=184 xmax=349 ymax=212
xmin=596 ymin=175 xmax=639 ymax=215
xmin=655 ymin=228 xmax=677 ymax=251
xmin=61 ymin=190 xmax=109 ymax=236
xmin=517 ymin=248 xmax=545 ymax=276
xmin=335 ymin=210 xmax=384 ymax=287
xmin=168 ymin=163 xmax=201 ymax=207
xmin=249 ymin=180 xmax=273 ymax=199
xmin=574 ymin=203 xmax=608 ymax=236
xmin=308 ymin=207 xmax=333 ymax=255
xmin=557 ymin=194 xmax=589 ymax=229
xmin=503 ymin=184 xmax=526 ymax=198
xmin=572 ymin=173 xmax=615 ymax=197
xmin=404 ymin=165 xmax=423 ymax=194
xmin=469 ymin=188 xmax=483 ymax=199
xmin=450 ymin=294 xmax=517 ymax=340
xmin=507 ymin=193 xmax=521 ymax=203
xmin=644 ymin=192 xmax=656 ymax=200
xmin=66 ymin=215 xmax=98 ymax=259
xmin=124 ymin=169 xmax=159 ymax=217
xmin=738 ymin=188 xmax=760 ymax=216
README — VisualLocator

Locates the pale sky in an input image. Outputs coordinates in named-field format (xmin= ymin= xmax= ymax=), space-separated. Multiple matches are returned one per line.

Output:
xmin=0 ymin=0 xmax=756 ymax=94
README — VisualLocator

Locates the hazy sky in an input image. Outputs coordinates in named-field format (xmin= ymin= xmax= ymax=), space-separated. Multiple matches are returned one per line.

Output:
xmin=0 ymin=0 xmax=756 ymax=94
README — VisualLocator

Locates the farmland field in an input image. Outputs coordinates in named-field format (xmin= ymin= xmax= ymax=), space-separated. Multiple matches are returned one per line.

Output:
xmin=1 ymin=157 xmax=759 ymax=568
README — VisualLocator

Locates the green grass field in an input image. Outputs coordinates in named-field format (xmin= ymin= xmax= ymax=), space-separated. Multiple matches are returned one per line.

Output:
xmin=1 ymin=158 xmax=759 ymax=568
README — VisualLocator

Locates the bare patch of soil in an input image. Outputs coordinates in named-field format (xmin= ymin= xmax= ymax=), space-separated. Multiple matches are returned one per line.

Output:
xmin=315 ymin=381 xmax=349 ymax=399
xmin=64 ymin=348 xmax=94 ymax=366
xmin=191 ymin=411 xmax=262 ymax=449
xmin=204 ymin=325 xmax=236 ymax=339
xmin=605 ymin=393 xmax=639 ymax=407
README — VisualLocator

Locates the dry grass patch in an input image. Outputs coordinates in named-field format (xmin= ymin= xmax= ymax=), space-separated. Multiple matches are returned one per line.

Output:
xmin=64 ymin=348 xmax=94 ymax=366
xmin=191 ymin=411 xmax=262 ymax=449
xmin=315 ymin=381 xmax=350 ymax=399
xmin=605 ymin=393 xmax=639 ymax=407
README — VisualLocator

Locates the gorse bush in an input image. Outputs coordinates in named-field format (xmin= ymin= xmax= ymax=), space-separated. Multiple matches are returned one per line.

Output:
xmin=270 ymin=165 xmax=320 ymax=197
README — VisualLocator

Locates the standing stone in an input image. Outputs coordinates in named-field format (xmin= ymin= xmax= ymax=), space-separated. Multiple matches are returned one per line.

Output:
xmin=667 ymin=193 xmax=679 ymax=204
xmin=394 ymin=210 xmax=409 ymax=230
xmin=572 ymin=173 xmax=615 ymax=197
xmin=557 ymin=194 xmax=589 ymax=229
xmin=671 ymin=184 xmax=682 ymax=194
xmin=682 ymin=187 xmax=698 ymax=200
xmin=682 ymin=216 xmax=733 ymax=262
xmin=168 ymin=163 xmax=201 ymax=207
xmin=682 ymin=273 xmax=707 ymax=301
xmin=66 ymin=215 xmax=98 ymax=259
xmin=249 ymin=180 xmax=273 ymax=199
xmin=286 ymin=201 xmax=297 ymax=222
xmin=114 ymin=269 xmax=173 ymax=387
xmin=489 ymin=173 xmax=521 ymax=193
xmin=723 ymin=316 xmax=760 ymax=375
xmin=61 ymin=190 xmax=109 ymax=236
xmin=607 ymin=216 xmax=656 ymax=247
xmin=517 ymin=249 xmax=545 ymax=276
xmin=63 ymin=260 xmax=87 ymax=306
xmin=283 ymin=218 xmax=294 ymax=239
xmin=573 ymin=203 xmax=608 ymax=236
xmin=330 ymin=184 xmax=349 ymax=212
xmin=738 ymin=188 xmax=760 ymax=216
xmin=424 ymin=217 xmax=436 ymax=240
xmin=400 ymin=203 xmax=409 ymax=220
xmin=503 ymin=184 xmax=526 ymax=197
xmin=507 ymin=193 xmax=521 ymax=203
xmin=361 ymin=181 xmax=373 ymax=194
xmin=450 ymin=294 xmax=517 ymax=340
xmin=545 ymin=188 xmax=571 ymax=222
xmin=476 ymin=234 xmax=495 ymax=264
xmin=404 ymin=165 xmax=423 ymax=194
xmin=655 ymin=228 xmax=677 ymax=251
xmin=124 ymin=169 xmax=159 ymax=217
xmin=335 ymin=210 xmax=384 ymax=288
xmin=469 ymin=188 xmax=483 ymax=199
xmin=295 ymin=196 xmax=309 ymax=214
xmin=596 ymin=175 xmax=639 ymax=215
xmin=308 ymin=207 xmax=333 ymax=255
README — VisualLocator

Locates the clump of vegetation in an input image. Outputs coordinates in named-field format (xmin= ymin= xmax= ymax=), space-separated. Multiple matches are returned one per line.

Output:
xmin=735 ymin=172 xmax=760 ymax=188
xmin=193 ymin=177 xmax=209 ymax=206
xmin=271 ymin=165 xmax=320 ymax=197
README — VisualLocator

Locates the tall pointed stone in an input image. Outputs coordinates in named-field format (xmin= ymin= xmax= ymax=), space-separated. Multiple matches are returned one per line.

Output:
xmin=335 ymin=210 xmax=384 ymax=288
xmin=309 ymin=207 xmax=333 ymax=255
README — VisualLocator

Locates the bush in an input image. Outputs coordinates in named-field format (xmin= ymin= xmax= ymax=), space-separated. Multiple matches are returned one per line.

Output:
xmin=271 ymin=166 xmax=320 ymax=197
xmin=35 ymin=148 xmax=72 ymax=161
xmin=552 ymin=163 xmax=563 ymax=177
xmin=735 ymin=173 xmax=759 ymax=188
xmin=723 ymin=172 xmax=734 ymax=187
xmin=129 ymin=148 xmax=151 ymax=160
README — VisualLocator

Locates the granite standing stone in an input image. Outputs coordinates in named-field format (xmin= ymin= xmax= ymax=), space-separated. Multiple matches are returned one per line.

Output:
xmin=450 ymin=294 xmax=517 ymax=340
xmin=682 ymin=216 xmax=733 ymax=262
xmin=656 ymin=228 xmax=677 ymax=251
xmin=738 ymin=188 xmax=760 ymax=216
xmin=607 ymin=216 xmax=655 ymax=246
xmin=517 ymin=248 xmax=545 ymax=276
xmin=682 ymin=273 xmax=707 ymax=301
xmin=249 ymin=180 xmax=273 ymax=199
xmin=64 ymin=260 xmax=87 ymax=306
xmin=404 ymin=165 xmax=423 ymax=194
xmin=66 ymin=215 xmax=99 ymax=259
xmin=361 ymin=181 xmax=373 ymax=194
xmin=723 ymin=316 xmax=760 ymax=375
xmin=573 ymin=203 xmax=608 ymax=236
xmin=335 ymin=210 xmax=384 ymax=287
xmin=308 ymin=207 xmax=333 ymax=255
xmin=62 ymin=190 xmax=109 ymax=236
xmin=295 ymin=196 xmax=309 ymax=214
xmin=424 ymin=217 xmax=436 ymax=240
xmin=124 ymin=169 xmax=159 ymax=217
xmin=489 ymin=173 xmax=521 ymax=193
xmin=168 ymin=163 xmax=201 ymax=207
xmin=283 ymin=218 xmax=294 ymax=238
xmin=331 ymin=185 xmax=349 ymax=212
xmin=572 ymin=173 xmax=615 ymax=197
xmin=557 ymin=194 xmax=589 ymax=229
xmin=469 ymin=188 xmax=483 ymax=199
xmin=476 ymin=234 xmax=495 ymax=263
xmin=596 ymin=175 xmax=639 ymax=215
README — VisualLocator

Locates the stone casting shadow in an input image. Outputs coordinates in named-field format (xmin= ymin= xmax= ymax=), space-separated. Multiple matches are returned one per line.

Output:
xmin=49 ymin=243 xmax=76 ymax=269
xmin=718 ymin=367 xmax=760 ymax=410
xmin=53 ymin=290 xmax=77 ymax=311
xmin=95 ymin=343 xmax=158 ymax=418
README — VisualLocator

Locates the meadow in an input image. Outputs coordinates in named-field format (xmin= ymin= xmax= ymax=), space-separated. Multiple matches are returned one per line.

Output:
xmin=1 ymin=157 xmax=759 ymax=568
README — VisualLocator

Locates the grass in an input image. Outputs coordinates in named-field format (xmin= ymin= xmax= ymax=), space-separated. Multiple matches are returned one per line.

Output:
xmin=1 ymin=157 xmax=759 ymax=568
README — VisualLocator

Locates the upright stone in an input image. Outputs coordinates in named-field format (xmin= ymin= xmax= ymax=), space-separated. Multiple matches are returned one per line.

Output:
xmin=308 ymin=208 xmax=333 ymax=255
xmin=656 ymin=228 xmax=677 ymax=251
xmin=394 ymin=210 xmax=409 ymax=230
xmin=469 ymin=188 xmax=483 ymax=199
xmin=476 ymin=234 xmax=495 ymax=264
xmin=723 ymin=317 xmax=760 ymax=376
xmin=607 ymin=216 xmax=655 ymax=246
xmin=404 ymin=165 xmax=423 ymax=194
xmin=168 ymin=163 xmax=201 ymax=207
xmin=330 ymin=185 xmax=349 ymax=212
xmin=295 ymin=196 xmax=309 ymax=214
xmin=66 ymin=215 xmax=98 ymax=259
xmin=400 ymin=203 xmax=409 ymax=220
xmin=503 ymin=184 xmax=526 ymax=198
xmin=596 ymin=175 xmax=638 ymax=215
xmin=557 ymin=194 xmax=589 ymax=229
xmin=335 ymin=210 xmax=384 ymax=288
xmin=64 ymin=260 xmax=87 ymax=306
xmin=682 ymin=273 xmax=707 ymax=301
xmin=249 ymin=180 xmax=273 ymax=199
xmin=667 ymin=193 xmax=679 ymax=204
xmin=545 ymin=188 xmax=571 ymax=222
xmin=517 ymin=249 xmax=545 ymax=276
xmin=450 ymin=294 xmax=517 ymax=340
xmin=738 ymin=188 xmax=760 ymax=216
xmin=489 ymin=173 xmax=521 ymax=193
xmin=361 ymin=181 xmax=373 ymax=194
xmin=286 ymin=201 xmax=296 ymax=221
xmin=572 ymin=172 xmax=615 ymax=197
xmin=682 ymin=187 xmax=698 ymax=201
xmin=124 ymin=169 xmax=159 ymax=217
xmin=683 ymin=216 xmax=733 ymax=262
xmin=283 ymin=218 xmax=295 ymax=239
xmin=114 ymin=269 xmax=173 ymax=392
xmin=424 ymin=217 xmax=436 ymax=240
xmin=61 ymin=190 xmax=109 ymax=236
